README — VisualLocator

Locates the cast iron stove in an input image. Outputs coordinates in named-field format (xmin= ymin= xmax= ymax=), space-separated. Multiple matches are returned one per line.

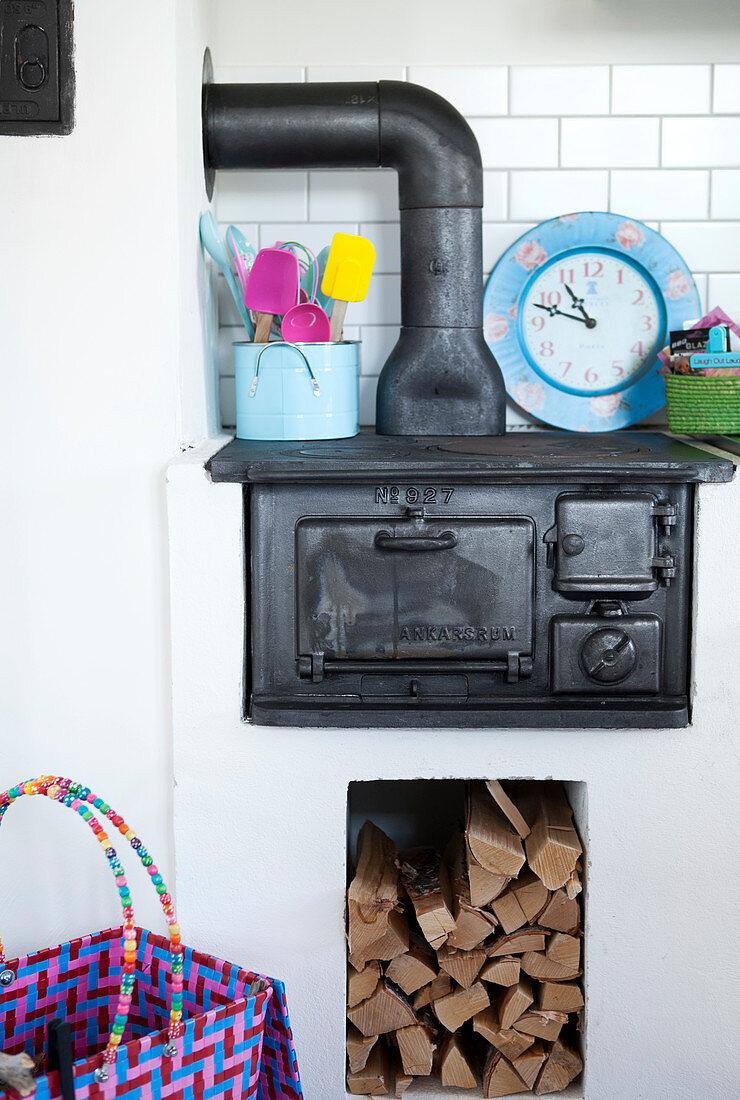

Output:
xmin=208 ymin=430 xmax=731 ymax=729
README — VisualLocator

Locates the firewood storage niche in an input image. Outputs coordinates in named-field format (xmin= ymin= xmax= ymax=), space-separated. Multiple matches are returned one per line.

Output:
xmin=346 ymin=779 xmax=587 ymax=1098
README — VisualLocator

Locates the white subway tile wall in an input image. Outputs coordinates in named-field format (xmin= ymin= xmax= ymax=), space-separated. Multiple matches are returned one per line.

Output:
xmin=510 ymin=66 xmax=610 ymax=116
xmin=407 ymin=66 xmax=508 ymax=117
xmin=611 ymin=65 xmax=712 ymax=116
xmin=561 ymin=117 xmax=660 ymax=167
xmin=213 ymin=63 xmax=740 ymax=429
xmin=473 ymin=117 xmax=559 ymax=168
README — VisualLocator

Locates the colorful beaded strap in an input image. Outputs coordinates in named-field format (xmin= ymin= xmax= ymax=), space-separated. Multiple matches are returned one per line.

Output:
xmin=0 ymin=777 xmax=184 ymax=1083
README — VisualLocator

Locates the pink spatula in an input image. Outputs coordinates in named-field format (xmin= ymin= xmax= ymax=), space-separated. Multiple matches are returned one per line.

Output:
xmin=244 ymin=248 xmax=299 ymax=343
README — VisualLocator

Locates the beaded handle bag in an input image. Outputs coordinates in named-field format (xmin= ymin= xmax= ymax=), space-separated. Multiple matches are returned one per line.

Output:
xmin=0 ymin=777 xmax=302 ymax=1100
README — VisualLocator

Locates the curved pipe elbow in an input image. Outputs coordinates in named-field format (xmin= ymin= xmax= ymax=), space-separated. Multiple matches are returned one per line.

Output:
xmin=201 ymin=74 xmax=504 ymax=435
xmin=378 ymin=81 xmax=483 ymax=209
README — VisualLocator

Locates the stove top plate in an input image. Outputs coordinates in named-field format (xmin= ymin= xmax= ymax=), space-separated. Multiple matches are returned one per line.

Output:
xmin=436 ymin=435 xmax=643 ymax=458
xmin=208 ymin=429 xmax=733 ymax=484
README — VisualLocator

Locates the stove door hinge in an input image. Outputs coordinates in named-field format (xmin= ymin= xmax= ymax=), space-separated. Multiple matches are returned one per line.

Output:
xmin=298 ymin=653 xmax=325 ymax=682
xmin=652 ymin=502 xmax=678 ymax=534
xmin=506 ymin=652 xmax=533 ymax=684
xmin=652 ymin=552 xmax=677 ymax=585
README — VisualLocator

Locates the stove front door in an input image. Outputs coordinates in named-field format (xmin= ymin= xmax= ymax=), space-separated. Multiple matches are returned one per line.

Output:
xmin=295 ymin=514 xmax=535 ymax=670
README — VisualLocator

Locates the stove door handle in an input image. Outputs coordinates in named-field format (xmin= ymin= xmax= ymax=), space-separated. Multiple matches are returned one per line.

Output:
xmin=374 ymin=529 xmax=457 ymax=551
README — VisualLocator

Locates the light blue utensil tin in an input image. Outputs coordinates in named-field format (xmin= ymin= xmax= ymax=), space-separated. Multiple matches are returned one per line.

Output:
xmin=234 ymin=340 xmax=359 ymax=441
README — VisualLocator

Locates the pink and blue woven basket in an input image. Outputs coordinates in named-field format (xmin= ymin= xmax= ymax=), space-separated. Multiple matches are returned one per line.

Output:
xmin=0 ymin=778 xmax=302 ymax=1100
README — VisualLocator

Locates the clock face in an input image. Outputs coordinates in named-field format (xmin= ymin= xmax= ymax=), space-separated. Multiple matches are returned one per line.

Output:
xmin=482 ymin=212 xmax=701 ymax=431
xmin=520 ymin=250 xmax=664 ymax=397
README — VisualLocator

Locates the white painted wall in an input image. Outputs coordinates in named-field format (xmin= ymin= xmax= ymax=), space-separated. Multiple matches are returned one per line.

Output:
xmin=0 ymin=1 xmax=213 ymax=955
xmin=212 ymin=0 xmax=740 ymax=66
xmin=168 ymin=441 xmax=740 ymax=1099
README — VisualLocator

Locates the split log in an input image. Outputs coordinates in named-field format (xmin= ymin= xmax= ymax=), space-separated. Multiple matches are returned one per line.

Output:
xmin=396 ymin=1023 xmax=436 ymax=1076
xmin=392 ymin=1051 xmax=413 ymax=1098
xmin=467 ymin=851 xmax=510 ymax=908
xmin=485 ymin=781 xmax=531 ymax=838
xmin=514 ymin=1009 xmax=568 ymax=1042
xmin=539 ymin=888 xmax=581 ymax=934
xmin=347 ymin=1040 xmax=391 ymax=1095
xmin=521 ymin=783 xmax=582 ymax=891
xmin=439 ymin=1034 xmax=477 ymax=1089
xmin=511 ymin=870 xmax=550 ymax=925
xmin=433 ymin=981 xmax=490 ymax=1032
xmin=467 ymin=782 xmax=526 ymax=878
xmin=386 ymin=945 xmax=438 ymax=996
xmin=497 ymin=977 xmax=533 ymax=1030
xmin=350 ymin=908 xmax=410 ymax=969
xmin=0 ymin=1053 xmax=36 ymax=1098
xmin=546 ymin=931 xmax=581 ymax=973
xmin=347 ymin=980 xmax=417 ymax=1036
xmin=449 ymin=901 xmax=498 ymax=952
xmin=413 ymin=972 xmax=452 ymax=1010
xmin=398 ymin=847 xmax=456 ymax=950
xmin=533 ymin=1037 xmax=583 ymax=1095
xmin=479 ymin=955 xmax=521 ymax=987
xmin=348 ymin=822 xmax=401 ymax=966
xmin=447 ymin=833 xmax=498 ymax=950
xmin=488 ymin=927 xmax=547 ymax=957
xmin=473 ymin=1007 xmax=534 ymax=1061
xmin=512 ymin=1039 xmax=547 ymax=1089
xmin=537 ymin=980 xmax=584 ymax=1013
xmin=348 ymin=959 xmax=381 ymax=1008
xmin=483 ymin=1051 xmax=529 ymax=1097
xmin=520 ymin=952 xmax=582 ymax=983
xmin=565 ymin=864 xmax=583 ymax=900
xmin=347 ymin=1025 xmax=379 ymax=1074
xmin=491 ymin=888 xmax=528 ymax=935
xmin=437 ymin=943 xmax=486 ymax=989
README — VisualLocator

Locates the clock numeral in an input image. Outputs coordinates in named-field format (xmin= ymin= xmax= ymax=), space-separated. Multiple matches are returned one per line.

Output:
xmin=632 ymin=289 xmax=644 ymax=305
xmin=585 ymin=367 xmax=599 ymax=384
xmin=537 ymin=290 xmax=561 ymax=307
xmin=612 ymin=360 xmax=625 ymax=378
xmin=583 ymin=260 xmax=603 ymax=278
xmin=559 ymin=361 xmax=572 ymax=377
xmin=640 ymin=315 xmax=653 ymax=331
xmin=617 ymin=268 xmax=624 ymax=284
xmin=531 ymin=315 xmax=545 ymax=331
xmin=630 ymin=341 xmax=645 ymax=358
xmin=539 ymin=340 xmax=554 ymax=357
xmin=558 ymin=268 xmax=575 ymax=284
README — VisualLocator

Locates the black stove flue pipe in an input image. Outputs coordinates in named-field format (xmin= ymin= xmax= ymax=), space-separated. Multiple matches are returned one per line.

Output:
xmin=203 ymin=79 xmax=506 ymax=436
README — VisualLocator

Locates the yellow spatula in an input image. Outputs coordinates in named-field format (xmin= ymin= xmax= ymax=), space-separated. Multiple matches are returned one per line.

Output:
xmin=321 ymin=232 xmax=376 ymax=341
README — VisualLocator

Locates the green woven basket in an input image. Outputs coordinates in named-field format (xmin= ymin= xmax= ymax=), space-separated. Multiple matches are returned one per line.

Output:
xmin=665 ymin=374 xmax=740 ymax=434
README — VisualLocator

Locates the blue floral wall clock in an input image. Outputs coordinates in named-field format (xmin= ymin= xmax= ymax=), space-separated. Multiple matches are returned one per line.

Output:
xmin=483 ymin=212 xmax=700 ymax=431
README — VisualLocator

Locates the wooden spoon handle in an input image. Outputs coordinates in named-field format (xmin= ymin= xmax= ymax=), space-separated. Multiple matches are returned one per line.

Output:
xmin=254 ymin=312 xmax=273 ymax=343
xmin=330 ymin=299 xmax=348 ymax=342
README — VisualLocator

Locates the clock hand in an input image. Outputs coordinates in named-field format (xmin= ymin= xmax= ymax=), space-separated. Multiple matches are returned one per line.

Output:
xmin=563 ymin=284 xmax=597 ymax=329
xmin=533 ymin=302 xmax=592 ymax=325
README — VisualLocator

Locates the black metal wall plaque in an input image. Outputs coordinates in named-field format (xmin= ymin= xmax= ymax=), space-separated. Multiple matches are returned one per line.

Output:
xmin=0 ymin=0 xmax=74 ymax=135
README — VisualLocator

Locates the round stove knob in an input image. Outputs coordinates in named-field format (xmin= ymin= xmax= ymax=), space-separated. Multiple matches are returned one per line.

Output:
xmin=579 ymin=627 xmax=636 ymax=684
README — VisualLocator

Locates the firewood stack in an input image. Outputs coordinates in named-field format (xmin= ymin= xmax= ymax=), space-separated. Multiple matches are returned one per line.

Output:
xmin=346 ymin=781 xmax=584 ymax=1097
